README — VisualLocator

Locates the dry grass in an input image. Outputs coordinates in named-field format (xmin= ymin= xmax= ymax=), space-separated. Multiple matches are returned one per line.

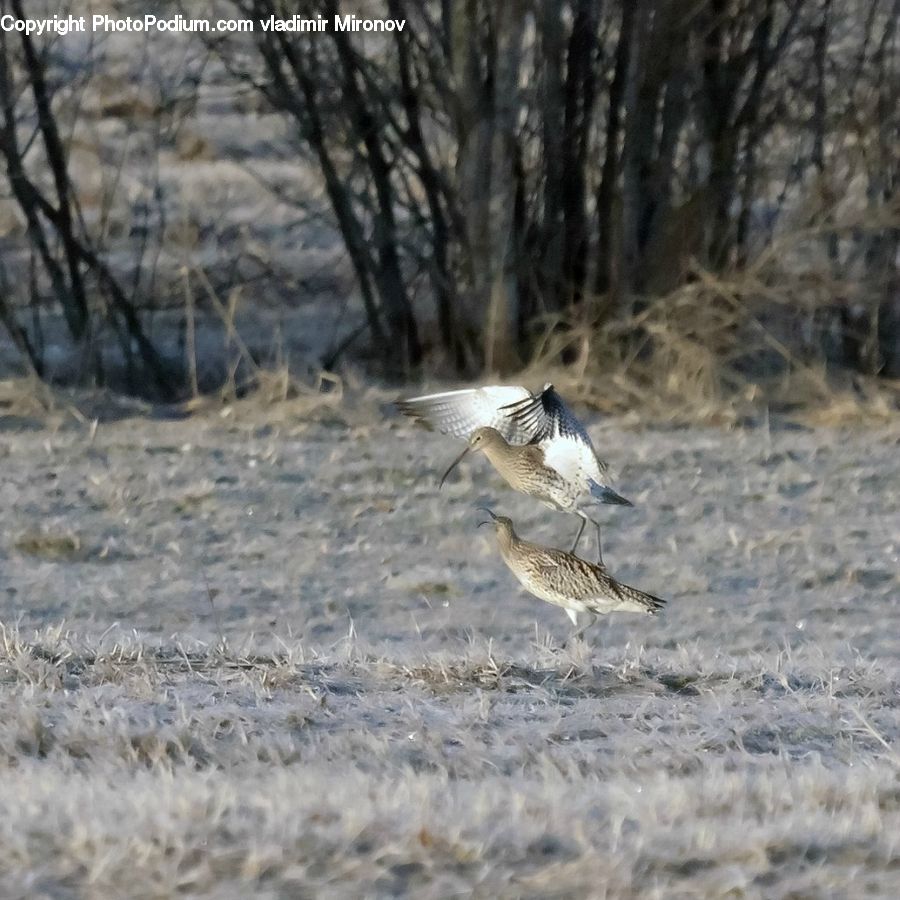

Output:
xmin=0 ymin=624 xmax=897 ymax=897
xmin=525 ymin=225 xmax=900 ymax=427
xmin=0 ymin=385 xmax=897 ymax=895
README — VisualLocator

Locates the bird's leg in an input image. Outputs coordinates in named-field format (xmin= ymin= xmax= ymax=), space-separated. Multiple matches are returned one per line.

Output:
xmin=594 ymin=519 xmax=604 ymax=566
xmin=570 ymin=516 xmax=587 ymax=554
xmin=564 ymin=613 xmax=597 ymax=647
xmin=572 ymin=512 xmax=604 ymax=564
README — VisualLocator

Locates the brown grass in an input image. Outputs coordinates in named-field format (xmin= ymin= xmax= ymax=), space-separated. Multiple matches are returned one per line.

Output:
xmin=0 ymin=378 xmax=897 ymax=895
xmin=524 ymin=222 xmax=900 ymax=426
xmin=0 ymin=623 xmax=896 ymax=896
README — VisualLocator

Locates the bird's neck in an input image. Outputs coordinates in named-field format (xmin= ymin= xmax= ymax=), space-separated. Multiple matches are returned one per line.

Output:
xmin=481 ymin=440 xmax=516 ymax=476
xmin=497 ymin=527 xmax=518 ymax=557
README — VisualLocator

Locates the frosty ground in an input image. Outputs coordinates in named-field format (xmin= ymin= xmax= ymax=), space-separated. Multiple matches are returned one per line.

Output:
xmin=0 ymin=385 xmax=898 ymax=897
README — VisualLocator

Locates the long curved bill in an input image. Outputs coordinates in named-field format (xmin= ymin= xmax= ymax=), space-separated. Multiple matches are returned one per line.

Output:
xmin=476 ymin=506 xmax=497 ymax=527
xmin=439 ymin=445 xmax=471 ymax=489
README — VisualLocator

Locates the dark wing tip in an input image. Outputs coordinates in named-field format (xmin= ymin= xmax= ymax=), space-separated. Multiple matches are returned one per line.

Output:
xmin=498 ymin=387 xmax=553 ymax=442
xmin=539 ymin=383 xmax=562 ymax=410
xmin=537 ymin=384 xmax=593 ymax=444
xmin=610 ymin=574 xmax=666 ymax=614
xmin=394 ymin=399 xmax=434 ymax=430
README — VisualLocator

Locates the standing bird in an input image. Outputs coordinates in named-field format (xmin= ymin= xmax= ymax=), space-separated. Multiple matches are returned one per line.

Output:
xmin=396 ymin=384 xmax=632 ymax=563
xmin=478 ymin=508 xmax=664 ymax=644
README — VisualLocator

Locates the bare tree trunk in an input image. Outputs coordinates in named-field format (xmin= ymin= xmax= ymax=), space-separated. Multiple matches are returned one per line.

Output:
xmin=560 ymin=0 xmax=599 ymax=308
xmin=327 ymin=6 xmax=422 ymax=374
xmin=870 ymin=0 xmax=899 ymax=376
xmin=699 ymin=0 xmax=740 ymax=268
xmin=453 ymin=0 xmax=527 ymax=373
xmin=0 ymin=257 xmax=42 ymax=376
xmin=805 ymin=0 xmax=841 ymax=363
xmin=878 ymin=273 xmax=900 ymax=378
xmin=539 ymin=0 xmax=565 ymax=304
xmin=9 ymin=0 xmax=90 ymax=341
xmin=631 ymin=0 xmax=690 ymax=295
xmin=621 ymin=0 xmax=661 ymax=293
xmin=389 ymin=0 xmax=466 ymax=371
xmin=256 ymin=24 xmax=389 ymax=364
xmin=596 ymin=0 xmax=636 ymax=310
xmin=0 ymin=32 xmax=78 ymax=338
xmin=0 ymin=23 xmax=172 ymax=395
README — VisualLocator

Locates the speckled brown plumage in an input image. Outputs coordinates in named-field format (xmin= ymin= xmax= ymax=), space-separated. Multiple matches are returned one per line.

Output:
xmin=480 ymin=509 xmax=664 ymax=643
xmin=397 ymin=384 xmax=633 ymax=562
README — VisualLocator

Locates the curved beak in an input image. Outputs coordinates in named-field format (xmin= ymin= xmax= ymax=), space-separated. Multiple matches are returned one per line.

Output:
xmin=439 ymin=445 xmax=471 ymax=489
xmin=476 ymin=506 xmax=498 ymax=527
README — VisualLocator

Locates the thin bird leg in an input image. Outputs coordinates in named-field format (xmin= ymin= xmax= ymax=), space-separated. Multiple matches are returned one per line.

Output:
xmin=570 ymin=516 xmax=587 ymax=554
xmin=594 ymin=519 xmax=604 ymax=566
xmin=576 ymin=511 xmax=604 ymax=564
xmin=564 ymin=613 xmax=597 ymax=647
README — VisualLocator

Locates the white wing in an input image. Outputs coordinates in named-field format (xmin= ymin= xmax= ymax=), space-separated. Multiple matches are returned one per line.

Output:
xmin=396 ymin=386 xmax=538 ymax=442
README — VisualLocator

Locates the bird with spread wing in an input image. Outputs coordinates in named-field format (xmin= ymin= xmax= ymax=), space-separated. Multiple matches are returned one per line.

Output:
xmin=396 ymin=383 xmax=632 ymax=562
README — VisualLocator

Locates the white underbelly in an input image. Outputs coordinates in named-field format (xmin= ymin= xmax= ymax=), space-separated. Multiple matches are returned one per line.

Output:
xmin=511 ymin=568 xmax=588 ymax=612
xmin=541 ymin=438 xmax=602 ymax=493
xmin=535 ymin=481 xmax=582 ymax=514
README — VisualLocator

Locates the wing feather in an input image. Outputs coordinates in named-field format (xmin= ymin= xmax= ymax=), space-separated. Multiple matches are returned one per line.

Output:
xmin=396 ymin=386 xmax=538 ymax=442
xmin=397 ymin=383 xmax=616 ymax=489
xmin=535 ymin=548 xmax=662 ymax=612
xmin=501 ymin=384 xmax=591 ymax=444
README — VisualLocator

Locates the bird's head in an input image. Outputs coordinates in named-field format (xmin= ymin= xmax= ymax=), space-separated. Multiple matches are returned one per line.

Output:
xmin=468 ymin=426 xmax=503 ymax=451
xmin=439 ymin=427 xmax=504 ymax=488
xmin=476 ymin=507 xmax=515 ymax=541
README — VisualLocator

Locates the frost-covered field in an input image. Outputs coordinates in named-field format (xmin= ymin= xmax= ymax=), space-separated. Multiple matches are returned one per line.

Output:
xmin=0 ymin=388 xmax=898 ymax=897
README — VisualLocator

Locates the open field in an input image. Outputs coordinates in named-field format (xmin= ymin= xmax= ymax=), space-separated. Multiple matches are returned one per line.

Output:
xmin=0 ymin=384 xmax=898 ymax=897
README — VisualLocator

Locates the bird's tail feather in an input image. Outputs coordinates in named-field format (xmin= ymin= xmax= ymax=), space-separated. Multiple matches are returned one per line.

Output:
xmin=589 ymin=480 xmax=633 ymax=506
xmin=613 ymin=580 xmax=666 ymax=614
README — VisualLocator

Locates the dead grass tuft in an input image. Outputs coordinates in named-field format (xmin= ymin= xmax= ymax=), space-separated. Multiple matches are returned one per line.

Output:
xmin=0 ymin=621 xmax=896 ymax=894
xmin=525 ymin=227 xmax=900 ymax=426
xmin=14 ymin=530 xmax=83 ymax=561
